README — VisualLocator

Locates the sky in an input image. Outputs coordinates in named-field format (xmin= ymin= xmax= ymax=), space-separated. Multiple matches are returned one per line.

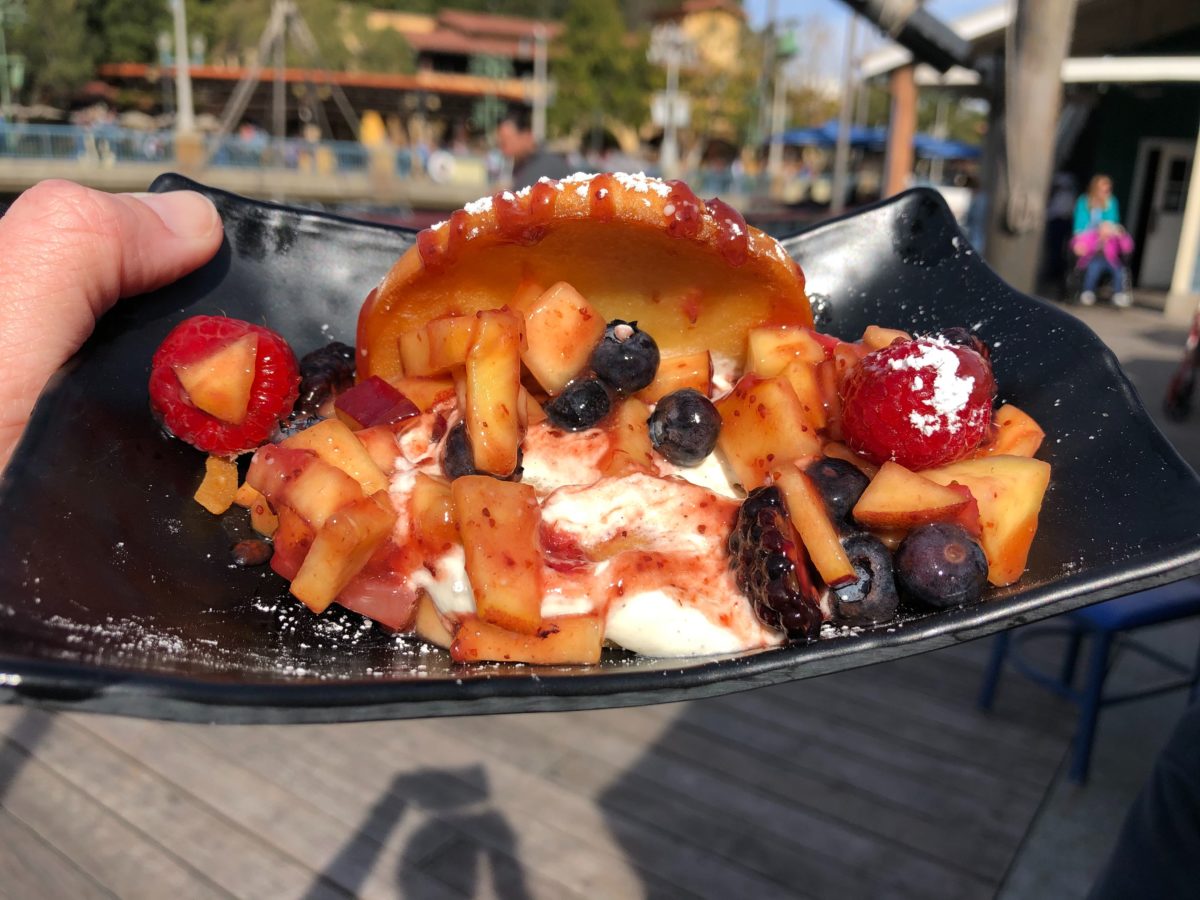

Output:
xmin=743 ymin=0 xmax=1000 ymax=79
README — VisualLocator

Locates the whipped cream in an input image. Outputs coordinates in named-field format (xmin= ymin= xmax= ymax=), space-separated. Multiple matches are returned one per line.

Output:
xmin=385 ymin=418 xmax=780 ymax=657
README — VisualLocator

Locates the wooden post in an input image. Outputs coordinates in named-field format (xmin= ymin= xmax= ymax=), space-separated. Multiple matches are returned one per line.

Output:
xmin=983 ymin=0 xmax=1078 ymax=295
xmin=884 ymin=64 xmax=917 ymax=196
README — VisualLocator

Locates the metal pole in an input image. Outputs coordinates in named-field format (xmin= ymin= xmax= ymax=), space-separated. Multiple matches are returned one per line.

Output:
xmin=532 ymin=24 xmax=547 ymax=143
xmin=766 ymin=54 xmax=786 ymax=183
xmin=273 ymin=1 xmax=287 ymax=139
xmin=831 ymin=14 xmax=859 ymax=215
xmin=0 ymin=8 xmax=10 ymax=120
xmin=662 ymin=48 xmax=680 ymax=178
xmin=171 ymin=0 xmax=195 ymax=133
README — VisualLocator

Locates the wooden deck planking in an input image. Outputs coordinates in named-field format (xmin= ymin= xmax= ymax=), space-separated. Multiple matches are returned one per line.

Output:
xmin=0 ymin=638 xmax=1076 ymax=899
xmin=0 ymin=729 xmax=230 ymax=900
xmin=448 ymin=707 xmax=994 ymax=898
xmin=0 ymin=808 xmax=115 ymax=900
xmin=179 ymin=717 xmax=650 ymax=900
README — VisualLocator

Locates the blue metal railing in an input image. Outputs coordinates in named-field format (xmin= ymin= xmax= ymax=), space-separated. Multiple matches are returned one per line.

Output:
xmin=0 ymin=123 xmax=372 ymax=174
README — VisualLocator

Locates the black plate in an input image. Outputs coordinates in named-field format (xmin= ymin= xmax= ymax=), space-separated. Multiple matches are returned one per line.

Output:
xmin=0 ymin=175 xmax=1197 ymax=724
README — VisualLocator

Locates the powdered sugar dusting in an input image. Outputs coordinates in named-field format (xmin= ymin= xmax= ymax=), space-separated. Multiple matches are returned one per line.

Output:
xmin=613 ymin=171 xmax=671 ymax=197
xmin=463 ymin=195 xmax=493 ymax=215
xmin=888 ymin=338 xmax=975 ymax=434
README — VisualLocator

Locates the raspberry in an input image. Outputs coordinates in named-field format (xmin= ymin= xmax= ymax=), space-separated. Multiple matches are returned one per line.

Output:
xmin=841 ymin=335 xmax=995 ymax=470
xmin=149 ymin=315 xmax=300 ymax=456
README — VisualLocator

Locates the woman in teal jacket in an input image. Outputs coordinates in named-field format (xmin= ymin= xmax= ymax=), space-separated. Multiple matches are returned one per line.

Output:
xmin=1072 ymin=174 xmax=1132 ymax=307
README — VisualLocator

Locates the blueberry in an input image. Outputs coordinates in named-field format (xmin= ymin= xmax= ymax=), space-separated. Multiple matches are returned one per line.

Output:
xmin=441 ymin=421 xmax=476 ymax=479
xmin=728 ymin=486 xmax=823 ymax=639
xmin=441 ymin=421 xmax=523 ymax=481
xmin=544 ymin=377 xmax=613 ymax=431
xmin=590 ymin=320 xmax=660 ymax=394
xmin=831 ymin=533 xmax=899 ymax=626
xmin=648 ymin=388 xmax=721 ymax=466
xmin=805 ymin=457 xmax=870 ymax=523
xmin=895 ymin=523 xmax=988 ymax=609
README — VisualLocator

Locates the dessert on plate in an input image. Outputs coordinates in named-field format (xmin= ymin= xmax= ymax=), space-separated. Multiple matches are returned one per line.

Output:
xmin=149 ymin=172 xmax=1051 ymax=665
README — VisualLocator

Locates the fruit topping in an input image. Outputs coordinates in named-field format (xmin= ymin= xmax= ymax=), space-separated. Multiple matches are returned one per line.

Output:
xmin=544 ymin=377 xmax=613 ymax=432
xmin=805 ymin=457 xmax=870 ymax=523
xmin=149 ymin=315 xmax=300 ymax=456
xmin=515 ymin=282 xmax=607 ymax=394
xmin=840 ymin=335 xmax=995 ymax=470
xmin=715 ymin=373 xmax=822 ymax=489
xmin=231 ymin=539 xmax=273 ymax=567
xmin=647 ymin=388 xmax=721 ymax=466
xmin=831 ymin=533 xmax=899 ymax=625
xmin=591 ymin=320 xmax=661 ymax=395
xmin=895 ymin=522 xmax=988 ymax=608
xmin=728 ymin=486 xmax=823 ymax=639
xmin=442 ymin=421 xmax=476 ymax=479
xmin=333 ymin=376 xmax=419 ymax=431
xmin=637 ymin=350 xmax=713 ymax=404
xmin=295 ymin=341 xmax=355 ymax=419
xmin=193 ymin=455 xmax=239 ymax=514
xmin=936 ymin=326 xmax=990 ymax=362
xmin=441 ymin=420 xmax=525 ymax=482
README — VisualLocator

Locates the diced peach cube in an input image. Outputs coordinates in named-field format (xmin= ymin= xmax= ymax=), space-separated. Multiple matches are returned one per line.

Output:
xmin=636 ymin=351 xmax=713 ymax=404
xmin=715 ymin=374 xmax=823 ymax=489
xmin=465 ymin=308 xmax=524 ymax=477
xmin=247 ymin=444 xmax=364 ymax=530
xmin=173 ymin=332 xmax=258 ymax=424
xmin=411 ymin=473 xmax=458 ymax=554
xmin=397 ymin=326 xmax=432 ymax=376
xmin=861 ymin=325 xmax=912 ymax=352
xmin=780 ymin=359 xmax=827 ymax=431
xmin=922 ymin=455 xmax=1051 ymax=586
xmin=773 ymin=465 xmax=856 ymax=587
xmin=193 ymin=455 xmax=239 ymax=514
xmin=333 ymin=376 xmax=419 ymax=430
xmin=452 ymin=476 xmax=543 ymax=634
xmin=746 ymin=326 xmax=826 ymax=377
xmin=601 ymin=397 xmax=654 ymax=477
xmin=280 ymin=418 xmax=389 ymax=496
xmin=852 ymin=461 xmax=975 ymax=531
xmin=976 ymin=404 xmax=1045 ymax=458
xmin=413 ymin=593 xmax=454 ymax=649
xmin=290 ymin=491 xmax=398 ymax=613
xmin=450 ymin=614 xmax=603 ymax=664
xmin=515 ymin=281 xmax=607 ymax=394
xmin=270 ymin=507 xmax=315 ymax=581
xmin=388 ymin=375 xmax=456 ymax=413
xmin=425 ymin=313 xmax=479 ymax=372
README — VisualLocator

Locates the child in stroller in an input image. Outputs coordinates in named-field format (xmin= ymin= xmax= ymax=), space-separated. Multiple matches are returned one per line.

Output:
xmin=1071 ymin=174 xmax=1133 ymax=307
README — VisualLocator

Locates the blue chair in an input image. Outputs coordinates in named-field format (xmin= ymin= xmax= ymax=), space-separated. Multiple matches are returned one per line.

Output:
xmin=977 ymin=578 xmax=1200 ymax=783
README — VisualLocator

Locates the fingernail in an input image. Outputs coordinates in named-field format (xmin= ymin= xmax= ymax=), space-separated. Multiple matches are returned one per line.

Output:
xmin=132 ymin=191 xmax=220 ymax=240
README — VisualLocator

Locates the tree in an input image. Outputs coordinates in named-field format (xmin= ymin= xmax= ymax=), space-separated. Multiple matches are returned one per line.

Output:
xmin=95 ymin=0 xmax=170 ymax=64
xmin=549 ymin=0 xmax=652 ymax=145
xmin=10 ymin=0 xmax=95 ymax=106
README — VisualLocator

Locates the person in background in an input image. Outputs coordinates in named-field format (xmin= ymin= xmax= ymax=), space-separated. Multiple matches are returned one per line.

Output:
xmin=1073 ymin=174 xmax=1132 ymax=307
xmin=495 ymin=108 xmax=574 ymax=189
xmin=0 ymin=180 xmax=223 ymax=470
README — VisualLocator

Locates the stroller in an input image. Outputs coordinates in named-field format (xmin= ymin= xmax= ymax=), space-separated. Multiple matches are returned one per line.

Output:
xmin=1066 ymin=228 xmax=1134 ymax=306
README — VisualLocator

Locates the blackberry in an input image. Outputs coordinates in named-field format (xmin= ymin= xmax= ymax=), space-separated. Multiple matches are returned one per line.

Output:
xmin=590 ymin=320 xmax=660 ymax=394
xmin=544 ymin=377 xmax=613 ymax=431
xmin=831 ymin=533 xmax=899 ymax=625
xmin=294 ymin=340 xmax=356 ymax=419
xmin=805 ymin=457 xmax=870 ymax=524
xmin=728 ymin=486 xmax=823 ymax=639
xmin=648 ymin=388 xmax=721 ymax=466
xmin=935 ymin=327 xmax=990 ymax=362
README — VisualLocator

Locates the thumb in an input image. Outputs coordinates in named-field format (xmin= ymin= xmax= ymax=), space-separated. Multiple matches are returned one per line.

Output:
xmin=0 ymin=180 xmax=223 ymax=467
